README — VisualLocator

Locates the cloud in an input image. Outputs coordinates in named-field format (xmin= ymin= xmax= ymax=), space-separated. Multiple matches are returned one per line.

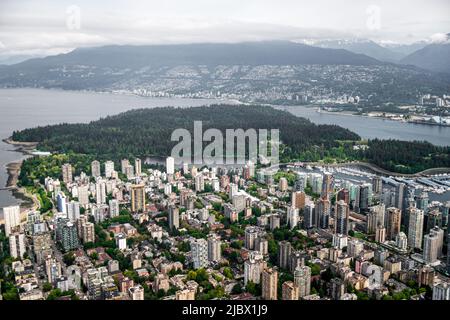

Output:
xmin=0 ymin=0 xmax=449 ymax=59
xmin=430 ymin=32 xmax=450 ymax=43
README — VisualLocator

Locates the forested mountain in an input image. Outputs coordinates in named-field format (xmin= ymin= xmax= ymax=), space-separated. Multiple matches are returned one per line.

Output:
xmin=11 ymin=105 xmax=450 ymax=173
xmin=401 ymin=41 xmax=450 ymax=73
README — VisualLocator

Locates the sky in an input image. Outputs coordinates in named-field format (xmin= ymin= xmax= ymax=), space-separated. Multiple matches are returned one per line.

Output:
xmin=0 ymin=0 xmax=449 ymax=60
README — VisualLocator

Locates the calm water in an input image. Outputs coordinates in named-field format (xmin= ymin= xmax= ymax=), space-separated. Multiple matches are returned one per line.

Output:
xmin=0 ymin=89 xmax=449 ymax=214
xmin=278 ymin=105 xmax=450 ymax=147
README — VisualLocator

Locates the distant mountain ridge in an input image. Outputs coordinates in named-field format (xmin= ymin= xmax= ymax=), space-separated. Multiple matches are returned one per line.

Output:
xmin=400 ymin=35 xmax=450 ymax=73
xmin=300 ymin=38 xmax=405 ymax=62
xmin=5 ymin=41 xmax=381 ymax=69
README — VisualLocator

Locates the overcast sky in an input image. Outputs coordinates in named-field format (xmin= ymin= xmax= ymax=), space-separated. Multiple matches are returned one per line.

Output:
xmin=1 ymin=0 xmax=449 ymax=59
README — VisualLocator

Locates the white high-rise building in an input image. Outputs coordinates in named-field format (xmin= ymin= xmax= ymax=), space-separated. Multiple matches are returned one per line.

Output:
xmin=207 ymin=234 xmax=221 ymax=262
xmin=66 ymin=201 xmax=80 ymax=222
xmin=423 ymin=232 xmax=440 ymax=264
xmin=135 ymin=158 xmax=142 ymax=176
xmin=408 ymin=208 xmax=424 ymax=249
xmin=229 ymin=183 xmax=238 ymax=198
xmin=166 ymin=157 xmax=175 ymax=175
xmin=9 ymin=232 xmax=26 ymax=259
xmin=3 ymin=205 xmax=20 ymax=236
xmin=77 ymin=185 xmax=89 ymax=206
xmin=191 ymin=238 xmax=208 ymax=269
xmin=91 ymin=160 xmax=101 ymax=178
xmin=109 ymin=199 xmax=120 ymax=218
xmin=294 ymin=266 xmax=311 ymax=298
xmin=61 ymin=163 xmax=73 ymax=184
xmin=95 ymin=180 xmax=107 ymax=205
xmin=433 ymin=282 xmax=450 ymax=300
xmin=244 ymin=251 xmax=265 ymax=285
xmin=105 ymin=161 xmax=115 ymax=178
xmin=195 ymin=174 xmax=204 ymax=192
xmin=287 ymin=207 xmax=299 ymax=230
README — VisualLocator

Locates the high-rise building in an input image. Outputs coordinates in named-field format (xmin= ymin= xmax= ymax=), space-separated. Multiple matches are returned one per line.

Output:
xmin=229 ymin=183 xmax=238 ymax=198
xmin=416 ymin=192 xmax=429 ymax=213
xmin=357 ymin=183 xmax=372 ymax=212
xmin=423 ymin=232 xmax=440 ymax=264
xmin=282 ymin=281 xmax=299 ymax=300
xmin=395 ymin=232 xmax=408 ymax=251
xmin=278 ymin=241 xmax=292 ymax=270
xmin=330 ymin=278 xmax=346 ymax=300
xmin=66 ymin=201 xmax=80 ymax=222
xmin=294 ymin=173 xmax=307 ymax=192
xmin=430 ymin=226 xmax=444 ymax=258
xmin=367 ymin=204 xmax=385 ymax=234
xmin=176 ymin=288 xmax=196 ymax=300
xmin=195 ymin=174 xmax=205 ymax=192
xmin=303 ymin=203 xmax=316 ymax=229
xmin=190 ymin=238 xmax=208 ymax=269
xmin=83 ymin=222 xmax=95 ymax=243
xmin=95 ymin=180 xmax=107 ymax=205
xmin=168 ymin=205 xmax=179 ymax=230
xmin=347 ymin=239 xmax=364 ymax=257
xmin=337 ymin=188 xmax=350 ymax=204
xmin=121 ymin=159 xmax=130 ymax=174
xmin=245 ymin=226 xmax=260 ymax=250
xmin=386 ymin=207 xmax=401 ymax=240
xmin=321 ymin=172 xmax=334 ymax=199
xmin=135 ymin=158 xmax=142 ymax=176
xmin=91 ymin=160 xmax=101 ymax=178
xmin=294 ymin=266 xmax=311 ymax=298
xmin=426 ymin=209 xmax=443 ymax=234
xmin=262 ymin=268 xmax=278 ymax=300
xmin=395 ymin=183 xmax=405 ymax=211
xmin=105 ymin=161 xmax=115 ymax=178
xmin=447 ymin=236 xmax=450 ymax=274
xmin=432 ymin=282 xmax=450 ymax=300
xmin=78 ymin=185 xmax=89 ymax=206
xmin=61 ymin=163 xmax=73 ymax=184
xmin=125 ymin=165 xmax=134 ymax=179
xmin=130 ymin=184 xmax=145 ymax=212
xmin=109 ymin=199 xmax=120 ymax=218
xmin=279 ymin=177 xmax=288 ymax=192
xmin=408 ymin=207 xmax=424 ymax=250
xmin=244 ymin=251 xmax=265 ymax=285
xmin=335 ymin=200 xmax=349 ymax=235
xmin=60 ymin=221 xmax=79 ymax=252
xmin=372 ymin=176 xmax=382 ymax=196
xmin=129 ymin=285 xmax=145 ymax=300
xmin=317 ymin=198 xmax=331 ymax=229
xmin=292 ymin=191 xmax=306 ymax=210
xmin=9 ymin=232 xmax=26 ymax=259
xmin=45 ymin=257 xmax=62 ymax=284
xmin=375 ymin=226 xmax=386 ymax=243
xmin=166 ymin=156 xmax=175 ymax=175
xmin=3 ymin=205 xmax=20 ymax=237
xmin=287 ymin=207 xmax=299 ymax=230
xmin=56 ymin=192 xmax=67 ymax=214
xmin=33 ymin=232 xmax=52 ymax=264
xmin=207 ymin=234 xmax=221 ymax=262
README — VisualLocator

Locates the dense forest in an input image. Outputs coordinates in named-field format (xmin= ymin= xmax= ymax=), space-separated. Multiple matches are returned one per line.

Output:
xmin=11 ymin=105 xmax=450 ymax=173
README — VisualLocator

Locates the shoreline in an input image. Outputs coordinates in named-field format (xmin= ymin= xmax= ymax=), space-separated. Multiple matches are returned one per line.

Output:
xmin=314 ymin=108 xmax=450 ymax=128
xmin=1 ymin=138 xmax=38 ymax=215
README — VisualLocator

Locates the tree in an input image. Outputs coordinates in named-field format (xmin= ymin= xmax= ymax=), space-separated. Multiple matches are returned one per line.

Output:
xmin=43 ymin=282 xmax=53 ymax=292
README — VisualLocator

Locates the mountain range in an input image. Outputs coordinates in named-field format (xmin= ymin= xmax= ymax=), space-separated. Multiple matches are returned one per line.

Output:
xmin=0 ymin=40 xmax=449 ymax=98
